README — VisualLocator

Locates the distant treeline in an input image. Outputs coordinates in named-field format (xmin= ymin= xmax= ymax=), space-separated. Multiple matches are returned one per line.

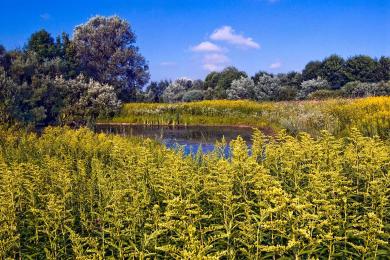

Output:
xmin=0 ymin=15 xmax=389 ymax=128
xmin=145 ymin=55 xmax=390 ymax=103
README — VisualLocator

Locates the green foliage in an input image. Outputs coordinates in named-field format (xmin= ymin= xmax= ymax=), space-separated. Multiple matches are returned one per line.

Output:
xmin=341 ymin=81 xmax=390 ymax=98
xmin=343 ymin=55 xmax=380 ymax=83
xmin=302 ymin=60 xmax=322 ymax=81
xmin=308 ymin=89 xmax=342 ymax=100
xmin=73 ymin=15 xmax=150 ymax=101
xmin=205 ymin=67 xmax=247 ymax=99
xmin=26 ymin=29 xmax=58 ymax=61
xmin=319 ymin=54 xmax=347 ymax=88
xmin=0 ymin=126 xmax=388 ymax=258
xmin=182 ymin=89 xmax=204 ymax=102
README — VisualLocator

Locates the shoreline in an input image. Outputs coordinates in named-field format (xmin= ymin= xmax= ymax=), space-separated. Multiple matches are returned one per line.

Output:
xmin=95 ymin=122 xmax=276 ymax=136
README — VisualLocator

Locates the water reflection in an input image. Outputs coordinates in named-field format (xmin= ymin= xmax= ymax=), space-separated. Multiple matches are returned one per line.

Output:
xmin=96 ymin=124 xmax=255 ymax=155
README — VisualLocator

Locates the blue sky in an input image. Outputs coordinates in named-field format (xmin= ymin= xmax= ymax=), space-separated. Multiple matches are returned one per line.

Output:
xmin=0 ymin=0 xmax=389 ymax=81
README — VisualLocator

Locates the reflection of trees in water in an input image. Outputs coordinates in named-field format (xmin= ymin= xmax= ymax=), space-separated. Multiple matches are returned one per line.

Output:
xmin=96 ymin=124 xmax=254 ymax=144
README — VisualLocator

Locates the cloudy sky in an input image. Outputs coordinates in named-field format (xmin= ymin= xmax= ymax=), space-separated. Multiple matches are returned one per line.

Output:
xmin=0 ymin=0 xmax=389 ymax=80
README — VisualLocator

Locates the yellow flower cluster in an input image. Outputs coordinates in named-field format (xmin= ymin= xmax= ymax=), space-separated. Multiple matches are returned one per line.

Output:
xmin=0 ymin=127 xmax=388 ymax=258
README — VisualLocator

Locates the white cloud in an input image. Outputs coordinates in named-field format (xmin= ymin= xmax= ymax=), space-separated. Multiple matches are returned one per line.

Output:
xmin=203 ymin=64 xmax=221 ymax=71
xmin=202 ymin=53 xmax=229 ymax=71
xmin=210 ymin=26 xmax=260 ymax=49
xmin=191 ymin=41 xmax=223 ymax=52
xmin=40 ymin=13 xmax=51 ymax=20
xmin=203 ymin=53 xmax=229 ymax=64
xmin=269 ymin=61 xmax=282 ymax=69
xmin=160 ymin=61 xmax=177 ymax=67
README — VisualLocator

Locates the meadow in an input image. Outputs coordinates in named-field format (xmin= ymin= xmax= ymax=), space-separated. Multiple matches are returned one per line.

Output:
xmin=0 ymin=126 xmax=389 ymax=258
xmin=107 ymin=96 xmax=390 ymax=139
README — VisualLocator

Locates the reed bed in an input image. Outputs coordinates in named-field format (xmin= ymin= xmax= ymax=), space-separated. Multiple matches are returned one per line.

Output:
xmin=0 ymin=127 xmax=389 ymax=258
xmin=106 ymin=97 xmax=390 ymax=138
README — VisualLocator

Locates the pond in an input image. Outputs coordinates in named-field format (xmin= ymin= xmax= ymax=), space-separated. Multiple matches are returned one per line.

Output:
xmin=95 ymin=124 xmax=258 ymax=155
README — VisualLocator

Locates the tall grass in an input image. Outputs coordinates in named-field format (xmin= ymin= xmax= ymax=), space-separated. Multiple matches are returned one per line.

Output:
xmin=106 ymin=97 xmax=390 ymax=138
xmin=0 ymin=127 xmax=389 ymax=258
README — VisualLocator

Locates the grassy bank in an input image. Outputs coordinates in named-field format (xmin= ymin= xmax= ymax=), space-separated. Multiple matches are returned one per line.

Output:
xmin=105 ymin=97 xmax=390 ymax=138
xmin=0 ymin=127 xmax=389 ymax=258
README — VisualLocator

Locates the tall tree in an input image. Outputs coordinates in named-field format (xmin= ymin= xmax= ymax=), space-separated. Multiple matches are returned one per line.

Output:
xmin=146 ymin=80 xmax=170 ymax=102
xmin=377 ymin=56 xmax=390 ymax=81
xmin=319 ymin=55 xmax=347 ymax=88
xmin=73 ymin=16 xmax=150 ymax=101
xmin=343 ymin=55 xmax=380 ymax=83
xmin=344 ymin=55 xmax=379 ymax=82
xmin=0 ymin=45 xmax=11 ymax=70
xmin=204 ymin=71 xmax=220 ymax=90
xmin=26 ymin=30 xmax=57 ymax=61
xmin=252 ymin=70 xmax=273 ymax=84
xmin=302 ymin=61 xmax=322 ymax=81
xmin=214 ymin=66 xmax=247 ymax=99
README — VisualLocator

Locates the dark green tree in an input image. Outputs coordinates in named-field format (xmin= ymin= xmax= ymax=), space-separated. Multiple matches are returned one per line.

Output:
xmin=214 ymin=66 xmax=247 ymax=99
xmin=26 ymin=30 xmax=57 ymax=61
xmin=319 ymin=55 xmax=347 ymax=88
xmin=302 ymin=60 xmax=322 ymax=81
xmin=146 ymin=80 xmax=170 ymax=102
xmin=277 ymin=71 xmax=303 ymax=88
xmin=252 ymin=70 xmax=273 ymax=84
xmin=343 ymin=55 xmax=380 ymax=83
xmin=204 ymin=71 xmax=220 ymax=90
xmin=0 ymin=45 xmax=11 ymax=70
xmin=377 ymin=56 xmax=390 ymax=81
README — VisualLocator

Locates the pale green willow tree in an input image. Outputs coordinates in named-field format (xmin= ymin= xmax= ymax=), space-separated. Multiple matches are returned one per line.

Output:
xmin=55 ymin=75 xmax=121 ymax=126
xmin=253 ymin=74 xmax=281 ymax=101
xmin=227 ymin=76 xmax=255 ymax=100
xmin=297 ymin=78 xmax=330 ymax=100
xmin=73 ymin=16 xmax=149 ymax=102
xmin=162 ymin=78 xmax=193 ymax=103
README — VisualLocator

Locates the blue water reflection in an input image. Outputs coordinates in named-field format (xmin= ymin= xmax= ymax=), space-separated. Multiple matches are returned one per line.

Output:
xmin=96 ymin=124 xmax=255 ymax=155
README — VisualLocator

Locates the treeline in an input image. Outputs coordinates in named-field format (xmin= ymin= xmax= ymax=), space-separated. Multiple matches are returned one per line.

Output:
xmin=145 ymin=55 xmax=390 ymax=103
xmin=0 ymin=16 xmax=149 ymax=127
xmin=1 ymin=14 xmax=389 ymax=128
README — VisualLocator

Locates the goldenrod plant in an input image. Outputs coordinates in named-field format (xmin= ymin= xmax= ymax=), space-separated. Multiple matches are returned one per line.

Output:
xmin=0 ymin=126 xmax=388 ymax=258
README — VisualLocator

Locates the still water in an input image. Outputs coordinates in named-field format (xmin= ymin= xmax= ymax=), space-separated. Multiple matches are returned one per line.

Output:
xmin=96 ymin=124 xmax=255 ymax=155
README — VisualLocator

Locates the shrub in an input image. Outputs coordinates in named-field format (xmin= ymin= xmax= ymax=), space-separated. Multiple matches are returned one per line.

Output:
xmin=182 ymin=89 xmax=204 ymax=102
xmin=253 ymin=74 xmax=281 ymax=101
xmin=227 ymin=76 xmax=254 ymax=100
xmin=308 ymin=89 xmax=342 ymax=100
xmin=297 ymin=78 xmax=330 ymax=99
xmin=341 ymin=81 xmax=390 ymax=98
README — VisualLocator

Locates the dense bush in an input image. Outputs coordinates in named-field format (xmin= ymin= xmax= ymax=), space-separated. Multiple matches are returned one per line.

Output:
xmin=227 ymin=76 xmax=254 ymax=100
xmin=308 ymin=89 xmax=342 ymax=100
xmin=182 ymin=89 xmax=204 ymax=102
xmin=341 ymin=81 xmax=390 ymax=98
xmin=253 ymin=74 xmax=281 ymax=101
xmin=0 ymin=127 xmax=388 ymax=258
xmin=297 ymin=79 xmax=330 ymax=100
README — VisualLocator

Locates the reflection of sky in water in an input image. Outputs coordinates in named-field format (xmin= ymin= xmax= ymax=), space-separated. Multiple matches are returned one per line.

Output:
xmin=164 ymin=140 xmax=230 ymax=156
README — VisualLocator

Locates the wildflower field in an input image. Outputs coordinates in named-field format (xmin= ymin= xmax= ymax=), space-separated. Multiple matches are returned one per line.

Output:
xmin=0 ymin=126 xmax=389 ymax=258
xmin=108 ymin=96 xmax=390 ymax=138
